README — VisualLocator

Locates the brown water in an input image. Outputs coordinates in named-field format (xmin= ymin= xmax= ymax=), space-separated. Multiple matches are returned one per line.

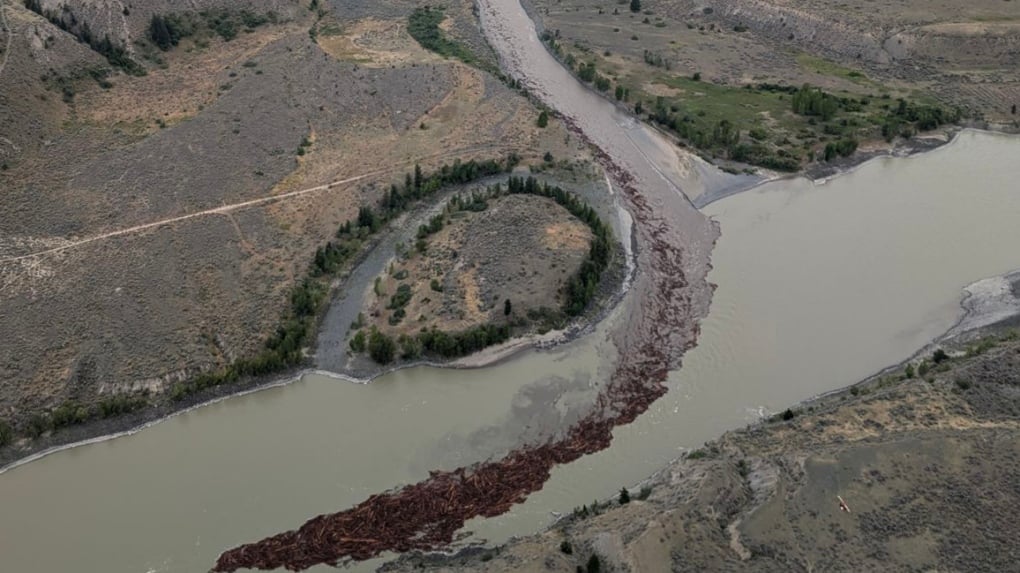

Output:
xmin=4 ymin=0 xmax=1020 ymax=567
xmin=2 ymin=130 xmax=1018 ymax=573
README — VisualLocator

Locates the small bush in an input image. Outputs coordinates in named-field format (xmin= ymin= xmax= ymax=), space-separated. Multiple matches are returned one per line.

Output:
xmin=619 ymin=487 xmax=630 ymax=504
xmin=0 ymin=419 xmax=13 ymax=447
xmin=737 ymin=459 xmax=750 ymax=478
xmin=368 ymin=328 xmax=396 ymax=364
xmin=349 ymin=330 xmax=366 ymax=352
xmin=559 ymin=540 xmax=573 ymax=555
xmin=917 ymin=361 xmax=930 ymax=377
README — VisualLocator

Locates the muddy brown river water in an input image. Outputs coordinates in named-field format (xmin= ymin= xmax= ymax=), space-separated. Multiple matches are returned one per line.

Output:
xmin=1 ymin=0 xmax=1019 ymax=569
xmin=2 ymin=129 xmax=1017 ymax=573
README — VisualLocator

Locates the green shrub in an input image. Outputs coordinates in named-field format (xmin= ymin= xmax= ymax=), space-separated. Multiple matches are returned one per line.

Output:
xmin=349 ymin=330 xmax=367 ymax=352
xmin=388 ymin=284 xmax=413 ymax=310
xmin=368 ymin=328 xmax=396 ymax=364
xmin=0 ymin=420 xmax=13 ymax=447
xmin=407 ymin=7 xmax=492 ymax=72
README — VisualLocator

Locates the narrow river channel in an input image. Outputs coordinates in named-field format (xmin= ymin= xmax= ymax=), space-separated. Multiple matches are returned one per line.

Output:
xmin=1 ymin=0 xmax=1019 ymax=569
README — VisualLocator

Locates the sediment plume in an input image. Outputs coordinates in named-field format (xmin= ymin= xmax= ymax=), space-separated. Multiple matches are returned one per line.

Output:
xmin=212 ymin=156 xmax=702 ymax=571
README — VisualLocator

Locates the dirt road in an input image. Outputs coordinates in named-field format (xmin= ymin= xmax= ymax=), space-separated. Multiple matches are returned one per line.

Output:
xmin=0 ymin=144 xmax=511 ymax=265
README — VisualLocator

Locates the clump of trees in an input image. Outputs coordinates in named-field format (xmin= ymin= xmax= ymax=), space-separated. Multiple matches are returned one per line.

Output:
xmin=368 ymin=327 xmax=396 ymax=363
xmin=5 ymin=393 xmax=150 ymax=441
xmin=408 ymin=6 xmax=494 ymax=73
xmin=791 ymin=85 xmax=840 ymax=120
xmin=354 ymin=176 xmax=614 ymax=365
xmin=149 ymin=9 xmax=276 ymax=49
xmin=643 ymin=49 xmax=671 ymax=70
xmin=880 ymin=98 xmax=959 ymax=141
xmin=24 ymin=0 xmax=145 ymax=75
xmin=170 ymin=155 xmax=519 ymax=400
xmin=822 ymin=138 xmax=858 ymax=161
xmin=506 ymin=176 xmax=612 ymax=317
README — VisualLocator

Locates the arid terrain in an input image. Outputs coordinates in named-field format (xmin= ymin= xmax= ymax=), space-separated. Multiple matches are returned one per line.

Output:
xmin=0 ymin=0 xmax=589 ymax=450
xmin=363 ymin=193 xmax=592 ymax=339
xmin=387 ymin=328 xmax=1020 ymax=573
xmin=2 ymin=1 xmax=1019 ymax=572
xmin=528 ymin=0 xmax=1019 ymax=171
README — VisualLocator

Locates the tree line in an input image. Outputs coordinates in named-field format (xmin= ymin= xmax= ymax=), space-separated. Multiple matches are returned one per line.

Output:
xmin=355 ymin=176 xmax=614 ymax=364
xmin=23 ymin=0 xmax=145 ymax=75
xmin=149 ymin=9 xmax=277 ymax=50
xmin=170 ymin=155 xmax=519 ymax=401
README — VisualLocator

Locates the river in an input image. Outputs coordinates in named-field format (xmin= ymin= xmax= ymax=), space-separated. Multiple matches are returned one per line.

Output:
xmin=3 ymin=0 xmax=1020 ymax=570
xmin=2 ymin=129 xmax=1018 ymax=572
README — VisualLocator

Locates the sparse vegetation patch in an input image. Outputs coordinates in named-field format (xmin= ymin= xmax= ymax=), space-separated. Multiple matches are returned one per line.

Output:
xmin=148 ymin=9 xmax=278 ymax=51
xmin=353 ymin=175 xmax=614 ymax=364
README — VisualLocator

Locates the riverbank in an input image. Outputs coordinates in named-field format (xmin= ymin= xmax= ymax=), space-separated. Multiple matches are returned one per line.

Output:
xmin=385 ymin=312 xmax=1020 ymax=572
xmin=0 ymin=365 xmax=306 ymax=472
xmin=0 ymin=169 xmax=631 ymax=471
xmin=6 ymin=125 xmax=999 ymax=472
xmin=315 ymin=167 xmax=633 ymax=380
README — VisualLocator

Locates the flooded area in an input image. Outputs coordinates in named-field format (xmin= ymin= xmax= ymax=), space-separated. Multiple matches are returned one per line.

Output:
xmin=1 ymin=129 xmax=1018 ymax=572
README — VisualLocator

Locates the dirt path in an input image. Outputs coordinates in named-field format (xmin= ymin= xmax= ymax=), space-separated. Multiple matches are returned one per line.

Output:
xmin=0 ymin=144 xmax=510 ymax=265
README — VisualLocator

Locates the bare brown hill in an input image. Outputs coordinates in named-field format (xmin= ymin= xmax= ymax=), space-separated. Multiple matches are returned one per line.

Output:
xmin=0 ymin=0 xmax=579 ymax=444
